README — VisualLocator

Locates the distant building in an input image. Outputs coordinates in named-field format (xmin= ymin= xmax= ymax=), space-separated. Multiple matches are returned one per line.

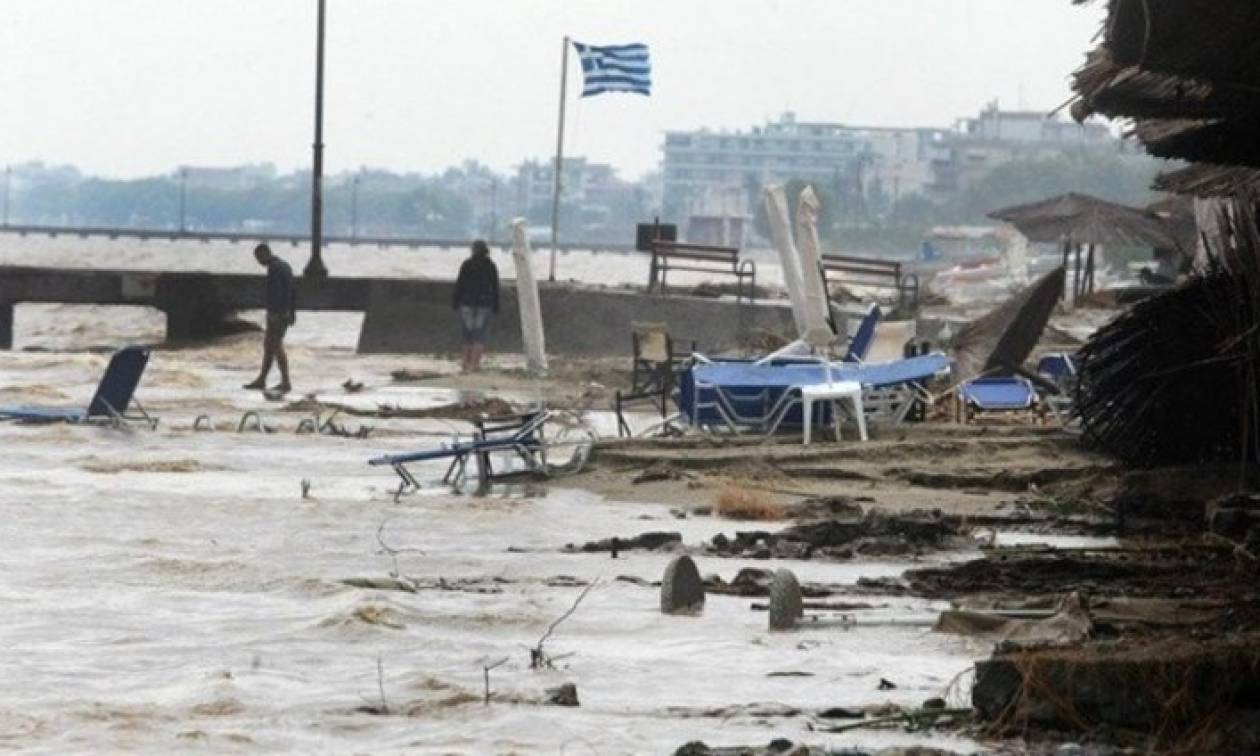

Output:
xmin=660 ymin=105 xmax=1126 ymax=223
xmin=956 ymin=102 xmax=1112 ymax=144
xmin=515 ymin=157 xmax=621 ymax=214
xmin=513 ymin=157 xmax=641 ymax=240
xmin=926 ymin=102 xmax=1120 ymax=196
xmin=661 ymin=112 xmax=944 ymax=222
xmin=176 ymin=163 xmax=277 ymax=191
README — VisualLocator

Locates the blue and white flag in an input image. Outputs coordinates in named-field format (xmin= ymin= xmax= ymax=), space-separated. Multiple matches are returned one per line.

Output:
xmin=572 ymin=41 xmax=651 ymax=97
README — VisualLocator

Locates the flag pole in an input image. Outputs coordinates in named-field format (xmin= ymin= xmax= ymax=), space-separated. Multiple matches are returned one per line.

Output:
xmin=548 ymin=36 xmax=570 ymax=283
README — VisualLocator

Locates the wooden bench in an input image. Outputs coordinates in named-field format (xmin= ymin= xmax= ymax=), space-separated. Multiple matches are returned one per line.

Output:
xmin=820 ymin=254 xmax=919 ymax=310
xmin=647 ymin=241 xmax=757 ymax=302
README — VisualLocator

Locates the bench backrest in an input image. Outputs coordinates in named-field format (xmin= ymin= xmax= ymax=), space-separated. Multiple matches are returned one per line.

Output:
xmin=821 ymin=254 xmax=902 ymax=287
xmin=650 ymin=240 xmax=740 ymax=263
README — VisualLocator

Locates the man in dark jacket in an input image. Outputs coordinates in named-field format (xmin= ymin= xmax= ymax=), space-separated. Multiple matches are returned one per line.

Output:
xmin=452 ymin=239 xmax=499 ymax=372
xmin=243 ymin=243 xmax=297 ymax=392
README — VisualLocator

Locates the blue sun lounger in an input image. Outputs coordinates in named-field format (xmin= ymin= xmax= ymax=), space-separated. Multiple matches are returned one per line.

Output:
xmin=0 ymin=346 xmax=157 ymax=428
xmin=678 ymin=352 xmax=950 ymax=435
xmin=1037 ymin=353 xmax=1077 ymax=385
xmin=959 ymin=375 xmax=1039 ymax=422
xmin=368 ymin=410 xmax=552 ymax=498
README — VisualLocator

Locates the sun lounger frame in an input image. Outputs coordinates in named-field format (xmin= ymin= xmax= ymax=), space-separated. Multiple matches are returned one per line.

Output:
xmin=369 ymin=410 xmax=555 ymax=499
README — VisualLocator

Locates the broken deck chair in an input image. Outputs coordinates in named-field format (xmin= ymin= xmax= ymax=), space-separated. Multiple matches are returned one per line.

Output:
xmin=842 ymin=303 xmax=882 ymax=363
xmin=618 ymin=322 xmax=698 ymax=434
xmin=1036 ymin=352 xmax=1079 ymax=425
xmin=759 ymin=303 xmax=883 ymax=365
xmin=958 ymin=375 xmax=1039 ymax=423
xmin=368 ymin=409 xmax=596 ymax=498
xmin=0 ymin=345 xmax=157 ymax=428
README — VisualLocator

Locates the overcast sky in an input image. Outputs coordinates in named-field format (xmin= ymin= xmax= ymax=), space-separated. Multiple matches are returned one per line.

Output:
xmin=1 ymin=1 xmax=1105 ymax=180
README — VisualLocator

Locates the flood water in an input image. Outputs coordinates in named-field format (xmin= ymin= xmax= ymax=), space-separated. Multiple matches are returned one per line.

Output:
xmin=0 ymin=237 xmax=1007 ymax=753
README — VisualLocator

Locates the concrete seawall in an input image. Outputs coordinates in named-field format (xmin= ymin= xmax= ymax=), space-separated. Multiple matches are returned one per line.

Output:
xmin=357 ymin=280 xmax=799 ymax=356
xmin=0 ymin=266 xmax=800 ymax=356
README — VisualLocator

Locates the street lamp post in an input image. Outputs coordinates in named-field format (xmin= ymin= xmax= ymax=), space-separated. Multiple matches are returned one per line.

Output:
xmin=3 ymin=166 xmax=10 ymax=228
xmin=178 ymin=167 xmax=188 ymax=233
xmin=304 ymin=0 xmax=329 ymax=277
xmin=350 ymin=174 xmax=359 ymax=241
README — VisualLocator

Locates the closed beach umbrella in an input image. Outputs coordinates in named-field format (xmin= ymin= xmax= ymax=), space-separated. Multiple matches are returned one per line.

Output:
xmin=762 ymin=184 xmax=810 ymax=338
xmin=794 ymin=186 xmax=837 ymax=349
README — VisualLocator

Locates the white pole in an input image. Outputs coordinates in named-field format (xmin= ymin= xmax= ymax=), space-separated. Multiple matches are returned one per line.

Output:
xmin=513 ymin=218 xmax=548 ymax=376
xmin=548 ymin=36 xmax=570 ymax=283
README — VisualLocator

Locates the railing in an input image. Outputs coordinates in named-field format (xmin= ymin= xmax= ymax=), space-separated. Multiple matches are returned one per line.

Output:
xmin=0 ymin=223 xmax=637 ymax=254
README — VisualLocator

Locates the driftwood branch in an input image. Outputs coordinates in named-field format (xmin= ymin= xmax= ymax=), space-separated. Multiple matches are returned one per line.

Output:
xmin=530 ymin=580 xmax=599 ymax=669
xmin=813 ymin=707 xmax=971 ymax=734
xmin=375 ymin=654 xmax=389 ymax=714
xmin=482 ymin=656 xmax=508 ymax=704
xmin=376 ymin=518 xmax=425 ymax=577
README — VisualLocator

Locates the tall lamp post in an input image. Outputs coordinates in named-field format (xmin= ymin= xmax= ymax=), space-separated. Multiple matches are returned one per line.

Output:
xmin=350 ymin=173 xmax=360 ymax=241
xmin=304 ymin=0 xmax=329 ymax=277
xmin=3 ymin=166 xmax=10 ymax=228
xmin=178 ymin=167 xmax=188 ymax=233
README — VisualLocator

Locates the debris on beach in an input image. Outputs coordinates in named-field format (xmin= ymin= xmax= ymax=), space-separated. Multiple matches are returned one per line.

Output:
xmin=713 ymin=486 xmax=787 ymax=521
xmin=285 ymin=394 xmax=515 ymax=420
xmin=389 ymin=368 xmax=446 ymax=382
xmin=706 ymin=508 xmax=968 ymax=561
xmin=950 ymin=266 xmax=1065 ymax=383
xmin=565 ymin=531 xmax=682 ymax=554
xmin=660 ymin=555 xmax=705 ymax=615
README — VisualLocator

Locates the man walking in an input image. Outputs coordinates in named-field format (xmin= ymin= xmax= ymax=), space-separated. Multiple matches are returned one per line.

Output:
xmin=243 ymin=243 xmax=296 ymax=393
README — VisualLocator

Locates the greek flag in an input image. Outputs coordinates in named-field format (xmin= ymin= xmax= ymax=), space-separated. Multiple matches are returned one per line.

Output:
xmin=572 ymin=41 xmax=651 ymax=97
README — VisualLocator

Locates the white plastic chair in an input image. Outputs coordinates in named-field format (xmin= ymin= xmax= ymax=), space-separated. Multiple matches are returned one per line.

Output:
xmin=798 ymin=358 xmax=867 ymax=444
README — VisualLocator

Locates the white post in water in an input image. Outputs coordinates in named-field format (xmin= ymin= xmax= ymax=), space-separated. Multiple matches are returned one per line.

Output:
xmin=548 ymin=36 xmax=571 ymax=283
xmin=512 ymin=218 xmax=548 ymax=376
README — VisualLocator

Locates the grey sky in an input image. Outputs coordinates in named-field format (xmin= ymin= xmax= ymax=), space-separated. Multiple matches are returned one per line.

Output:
xmin=1 ymin=1 xmax=1105 ymax=180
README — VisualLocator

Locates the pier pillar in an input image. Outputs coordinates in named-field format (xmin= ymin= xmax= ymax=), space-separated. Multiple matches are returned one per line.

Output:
xmin=0 ymin=301 xmax=12 ymax=349
xmin=156 ymin=275 xmax=233 ymax=341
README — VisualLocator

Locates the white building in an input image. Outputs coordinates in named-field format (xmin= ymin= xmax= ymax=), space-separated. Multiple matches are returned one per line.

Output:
xmin=661 ymin=112 xmax=943 ymax=220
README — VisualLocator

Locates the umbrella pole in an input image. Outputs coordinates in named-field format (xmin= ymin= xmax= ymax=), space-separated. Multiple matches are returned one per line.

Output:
xmin=1073 ymin=244 xmax=1083 ymax=301
xmin=1060 ymin=239 xmax=1071 ymax=301
xmin=1085 ymin=243 xmax=1096 ymax=295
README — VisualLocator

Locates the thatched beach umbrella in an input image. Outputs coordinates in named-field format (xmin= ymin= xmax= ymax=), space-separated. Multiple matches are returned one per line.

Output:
xmin=950 ymin=266 xmax=1066 ymax=383
xmin=989 ymin=192 xmax=1177 ymax=249
xmin=989 ymin=193 xmax=1177 ymax=300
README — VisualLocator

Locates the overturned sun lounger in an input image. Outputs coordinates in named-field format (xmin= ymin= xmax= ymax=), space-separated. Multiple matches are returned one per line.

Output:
xmin=0 ymin=345 xmax=158 ymax=429
xmin=368 ymin=409 xmax=596 ymax=499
